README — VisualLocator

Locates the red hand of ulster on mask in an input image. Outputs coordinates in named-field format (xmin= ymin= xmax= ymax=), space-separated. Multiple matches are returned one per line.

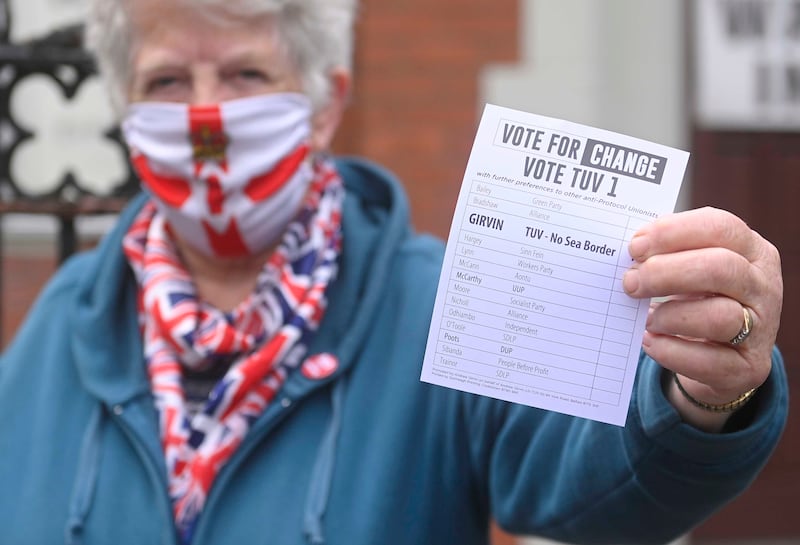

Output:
xmin=123 ymin=93 xmax=313 ymax=258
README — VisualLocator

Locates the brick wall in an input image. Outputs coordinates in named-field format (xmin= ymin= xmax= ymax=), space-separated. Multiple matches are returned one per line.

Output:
xmin=1 ymin=246 xmax=58 ymax=343
xmin=334 ymin=0 xmax=520 ymax=238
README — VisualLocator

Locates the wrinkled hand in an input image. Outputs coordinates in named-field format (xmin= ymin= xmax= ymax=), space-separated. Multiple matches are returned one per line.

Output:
xmin=623 ymin=207 xmax=782 ymax=431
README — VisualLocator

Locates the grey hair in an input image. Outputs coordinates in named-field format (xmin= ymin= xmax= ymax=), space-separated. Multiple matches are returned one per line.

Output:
xmin=84 ymin=0 xmax=357 ymax=116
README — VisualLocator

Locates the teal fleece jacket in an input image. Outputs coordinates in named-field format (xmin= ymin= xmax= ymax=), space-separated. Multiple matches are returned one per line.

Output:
xmin=0 ymin=157 xmax=788 ymax=545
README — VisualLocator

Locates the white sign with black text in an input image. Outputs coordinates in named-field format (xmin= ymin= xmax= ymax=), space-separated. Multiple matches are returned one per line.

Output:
xmin=695 ymin=0 xmax=800 ymax=129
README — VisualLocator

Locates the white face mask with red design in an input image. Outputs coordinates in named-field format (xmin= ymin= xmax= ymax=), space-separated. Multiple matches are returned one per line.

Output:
xmin=122 ymin=93 xmax=314 ymax=258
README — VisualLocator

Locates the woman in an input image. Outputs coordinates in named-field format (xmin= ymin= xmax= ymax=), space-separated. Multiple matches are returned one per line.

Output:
xmin=0 ymin=0 xmax=787 ymax=544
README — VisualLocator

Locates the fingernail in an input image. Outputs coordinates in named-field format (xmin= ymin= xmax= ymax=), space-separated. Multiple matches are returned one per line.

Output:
xmin=623 ymin=269 xmax=640 ymax=295
xmin=629 ymin=235 xmax=648 ymax=261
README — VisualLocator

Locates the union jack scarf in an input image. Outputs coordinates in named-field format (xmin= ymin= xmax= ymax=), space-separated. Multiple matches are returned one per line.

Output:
xmin=123 ymin=158 xmax=343 ymax=544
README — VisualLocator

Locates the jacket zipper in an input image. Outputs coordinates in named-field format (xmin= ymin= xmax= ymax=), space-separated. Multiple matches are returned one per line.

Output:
xmin=110 ymin=410 xmax=179 ymax=545
xmin=189 ymin=394 xmax=301 ymax=544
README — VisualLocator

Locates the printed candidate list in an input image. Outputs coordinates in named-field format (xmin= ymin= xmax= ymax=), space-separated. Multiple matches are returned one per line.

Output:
xmin=421 ymin=104 xmax=688 ymax=427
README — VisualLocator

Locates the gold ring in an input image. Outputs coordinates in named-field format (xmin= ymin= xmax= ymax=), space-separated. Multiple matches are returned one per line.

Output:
xmin=729 ymin=306 xmax=753 ymax=346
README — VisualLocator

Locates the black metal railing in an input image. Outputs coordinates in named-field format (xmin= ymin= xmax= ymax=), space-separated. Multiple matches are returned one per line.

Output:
xmin=0 ymin=6 xmax=137 ymax=342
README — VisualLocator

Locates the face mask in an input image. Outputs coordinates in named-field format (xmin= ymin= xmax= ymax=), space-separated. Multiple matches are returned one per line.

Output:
xmin=122 ymin=93 xmax=314 ymax=258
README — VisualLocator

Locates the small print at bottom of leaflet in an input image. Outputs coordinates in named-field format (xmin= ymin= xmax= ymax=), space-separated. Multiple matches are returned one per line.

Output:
xmin=420 ymin=104 xmax=688 ymax=426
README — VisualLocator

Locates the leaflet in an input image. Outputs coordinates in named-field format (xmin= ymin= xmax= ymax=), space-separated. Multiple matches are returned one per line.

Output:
xmin=420 ymin=104 xmax=688 ymax=426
